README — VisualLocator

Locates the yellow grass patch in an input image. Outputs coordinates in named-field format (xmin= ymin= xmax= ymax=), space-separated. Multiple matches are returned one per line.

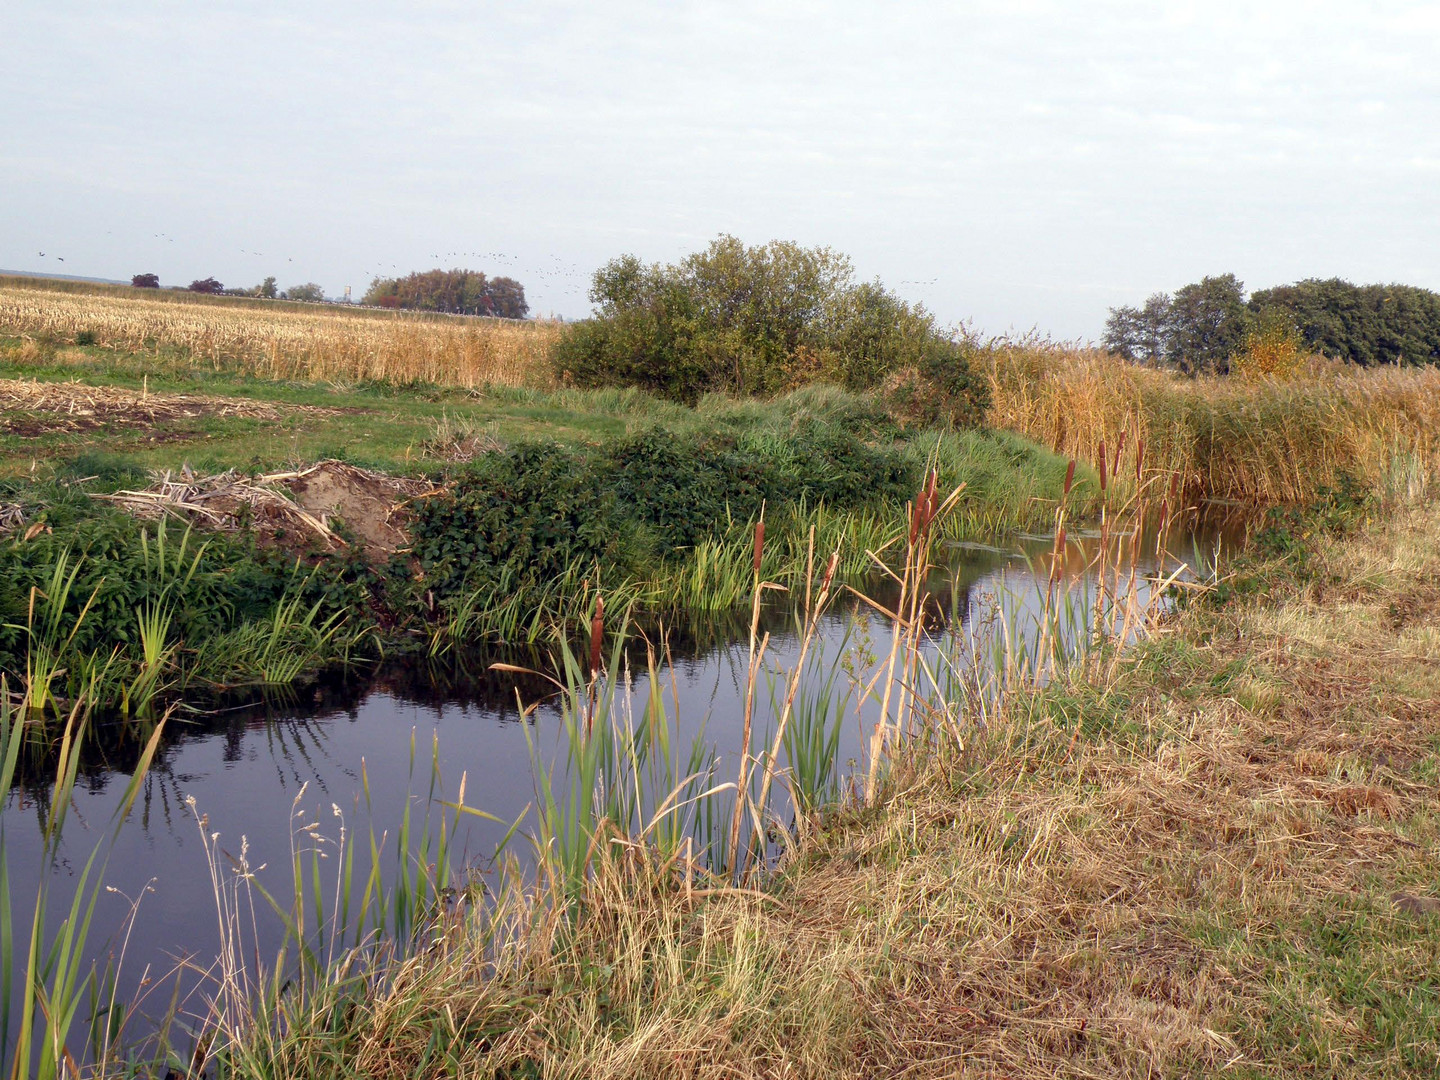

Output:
xmin=984 ymin=342 xmax=1440 ymax=505
xmin=0 ymin=284 xmax=560 ymax=388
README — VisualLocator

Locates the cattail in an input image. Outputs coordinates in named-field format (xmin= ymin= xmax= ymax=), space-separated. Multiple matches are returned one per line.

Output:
xmin=589 ymin=595 xmax=604 ymax=679
xmin=819 ymin=550 xmax=839 ymax=594
xmin=908 ymin=496 xmax=922 ymax=547
xmin=921 ymin=468 xmax=939 ymax=532
xmin=1063 ymin=458 xmax=1076 ymax=498
xmin=752 ymin=517 xmax=765 ymax=578
xmin=1135 ymin=438 xmax=1145 ymax=482
xmin=1098 ymin=441 xmax=1108 ymax=492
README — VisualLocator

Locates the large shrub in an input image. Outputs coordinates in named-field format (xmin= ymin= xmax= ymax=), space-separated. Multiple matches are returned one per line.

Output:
xmin=552 ymin=236 xmax=988 ymax=421
xmin=409 ymin=426 xmax=920 ymax=599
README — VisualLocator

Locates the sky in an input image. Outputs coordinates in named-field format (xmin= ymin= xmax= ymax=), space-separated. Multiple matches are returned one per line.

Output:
xmin=3 ymin=1 xmax=1438 ymax=339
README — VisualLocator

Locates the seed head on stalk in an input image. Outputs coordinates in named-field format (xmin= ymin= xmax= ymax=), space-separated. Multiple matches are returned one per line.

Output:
xmin=589 ymin=594 xmax=604 ymax=680
xmin=1098 ymin=441 xmax=1108 ymax=493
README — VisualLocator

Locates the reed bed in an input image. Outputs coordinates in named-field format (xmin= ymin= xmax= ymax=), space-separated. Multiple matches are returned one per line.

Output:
xmin=984 ymin=340 xmax=1440 ymax=504
xmin=0 ymin=284 xmax=560 ymax=389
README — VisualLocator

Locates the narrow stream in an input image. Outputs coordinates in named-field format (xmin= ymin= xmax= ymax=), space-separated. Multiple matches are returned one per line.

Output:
xmin=0 ymin=511 xmax=1246 ymax=1060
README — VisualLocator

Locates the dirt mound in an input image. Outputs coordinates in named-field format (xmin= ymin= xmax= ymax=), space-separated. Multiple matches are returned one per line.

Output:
xmin=93 ymin=461 xmax=441 ymax=558
xmin=281 ymin=461 xmax=439 ymax=554
xmin=0 ymin=378 xmax=337 ymax=435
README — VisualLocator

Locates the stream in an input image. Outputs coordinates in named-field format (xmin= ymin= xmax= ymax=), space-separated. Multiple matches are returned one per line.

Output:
xmin=0 ymin=511 xmax=1246 ymax=1061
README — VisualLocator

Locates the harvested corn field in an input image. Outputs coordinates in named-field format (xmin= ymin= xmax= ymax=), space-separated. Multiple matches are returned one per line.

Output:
xmin=0 ymin=281 xmax=561 ymax=388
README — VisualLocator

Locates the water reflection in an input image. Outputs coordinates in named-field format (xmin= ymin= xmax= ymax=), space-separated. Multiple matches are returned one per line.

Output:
xmin=0 ymin=508 xmax=1249 ymax=1061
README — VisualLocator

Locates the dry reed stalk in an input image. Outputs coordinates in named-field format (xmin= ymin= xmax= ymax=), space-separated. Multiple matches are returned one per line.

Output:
xmin=726 ymin=508 xmax=773 ymax=878
xmin=742 ymin=548 xmax=839 ymax=879
xmin=983 ymin=342 xmax=1440 ymax=504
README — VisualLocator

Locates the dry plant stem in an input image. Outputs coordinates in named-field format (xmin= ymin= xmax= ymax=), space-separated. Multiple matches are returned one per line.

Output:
xmin=726 ymin=509 xmax=772 ymax=878
xmin=743 ymin=549 xmax=839 ymax=879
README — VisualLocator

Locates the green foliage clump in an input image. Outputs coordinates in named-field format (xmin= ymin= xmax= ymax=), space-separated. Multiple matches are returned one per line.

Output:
xmin=408 ymin=442 xmax=639 ymax=599
xmin=1250 ymin=278 xmax=1440 ymax=367
xmin=409 ymin=425 xmax=920 ymax=602
xmin=0 ymin=491 xmax=373 ymax=705
xmin=551 ymin=235 xmax=988 ymax=422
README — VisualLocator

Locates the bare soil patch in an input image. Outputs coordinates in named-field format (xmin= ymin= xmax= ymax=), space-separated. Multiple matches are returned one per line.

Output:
xmin=283 ymin=461 xmax=440 ymax=554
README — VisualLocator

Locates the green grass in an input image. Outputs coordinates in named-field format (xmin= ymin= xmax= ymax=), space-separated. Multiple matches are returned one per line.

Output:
xmin=0 ymin=340 xmax=1089 ymax=518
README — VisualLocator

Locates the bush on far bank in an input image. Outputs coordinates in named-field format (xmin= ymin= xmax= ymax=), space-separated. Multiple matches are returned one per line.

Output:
xmin=551 ymin=235 xmax=990 ymax=426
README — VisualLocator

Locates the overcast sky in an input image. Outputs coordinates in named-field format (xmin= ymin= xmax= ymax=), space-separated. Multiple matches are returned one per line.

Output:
xmin=4 ymin=1 xmax=1438 ymax=338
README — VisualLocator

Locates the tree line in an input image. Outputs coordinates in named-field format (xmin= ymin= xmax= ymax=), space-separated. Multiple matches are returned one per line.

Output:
xmin=130 ymin=274 xmax=326 ymax=301
xmin=362 ymin=269 xmax=528 ymax=318
xmin=1105 ymin=274 xmax=1440 ymax=373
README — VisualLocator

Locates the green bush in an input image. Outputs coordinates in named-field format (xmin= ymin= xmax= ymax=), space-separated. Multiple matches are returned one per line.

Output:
xmin=408 ymin=426 xmax=921 ymax=601
xmin=551 ymin=236 xmax=988 ymax=421
xmin=409 ymin=442 xmax=640 ymax=598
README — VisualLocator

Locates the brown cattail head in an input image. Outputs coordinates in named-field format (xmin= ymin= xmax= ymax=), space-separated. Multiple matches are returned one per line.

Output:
xmin=589 ymin=595 xmax=605 ymax=678
xmin=922 ymin=468 xmax=939 ymax=532
xmin=1169 ymin=471 xmax=1180 ymax=504
xmin=1098 ymin=441 xmax=1108 ymax=492
xmin=820 ymin=550 xmax=839 ymax=595
xmin=908 ymin=497 xmax=922 ymax=547
xmin=1063 ymin=458 xmax=1076 ymax=498
xmin=1135 ymin=438 xmax=1145 ymax=482
xmin=752 ymin=518 xmax=765 ymax=578
xmin=1113 ymin=430 xmax=1127 ymax=480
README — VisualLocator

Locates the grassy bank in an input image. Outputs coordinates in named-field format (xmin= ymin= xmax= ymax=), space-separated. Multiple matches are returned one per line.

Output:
xmin=0 ymin=331 xmax=1092 ymax=713
xmin=216 ymin=484 xmax=1440 ymax=1077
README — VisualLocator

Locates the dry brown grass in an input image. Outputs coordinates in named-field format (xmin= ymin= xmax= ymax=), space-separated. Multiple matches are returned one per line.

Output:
xmin=984 ymin=341 xmax=1440 ymax=505
xmin=0 ymin=283 xmax=560 ymax=389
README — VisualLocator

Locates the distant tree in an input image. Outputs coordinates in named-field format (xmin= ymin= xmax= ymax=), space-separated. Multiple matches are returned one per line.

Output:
xmin=1167 ymin=274 xmax=1252 ymax=375
xmin=1103 ymin=293 xmax=1171 ymax=365
xmin=1105 ymin=274 xmax=1251 ymax=374
xmin=362 ymin=268 xmax=529 ymax=318
xmin=1251 ymin=278 xmax=1440 ymax=367
xmin=188 ymin=277 xmax=224 ymax=294
xmin=552 ymin=234 xmax=989 ymax=423
xmin=284 ymin=282 xmax=326 ymax=302
xmin=131 ymin=273 xmax=160 ymax=289
xmin=260 ymin=276 xmax=278 ymax=299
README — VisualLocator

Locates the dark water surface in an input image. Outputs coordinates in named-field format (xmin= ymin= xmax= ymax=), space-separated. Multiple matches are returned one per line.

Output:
xmin=0 ymin=512 xmax=1246 ymax=1057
